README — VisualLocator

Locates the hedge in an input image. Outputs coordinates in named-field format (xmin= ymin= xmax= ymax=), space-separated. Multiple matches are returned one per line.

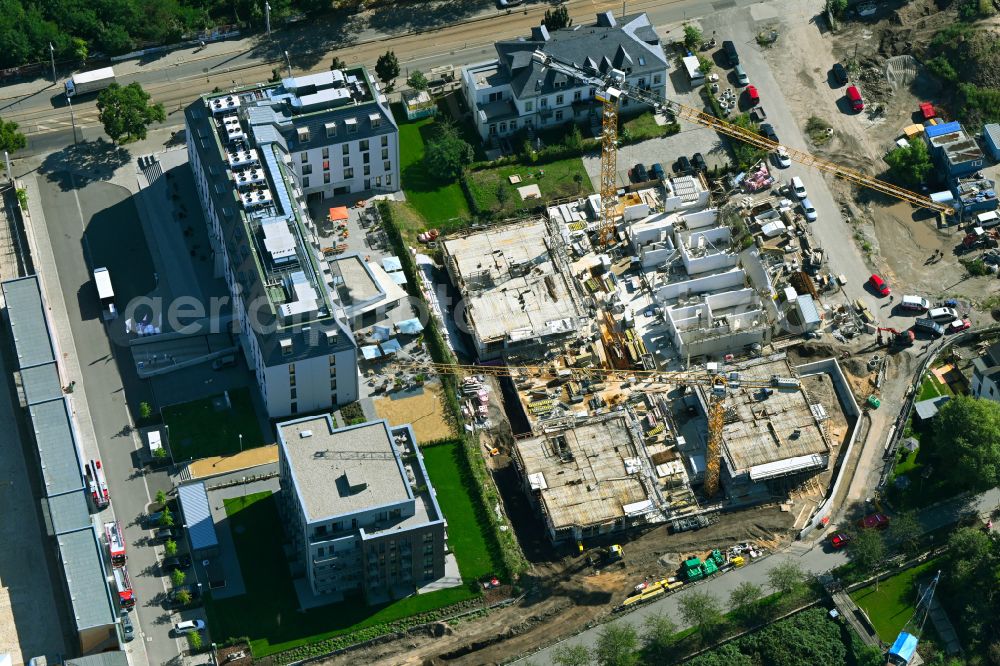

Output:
xmin=377 ymin=202 xmax=529 ymax=579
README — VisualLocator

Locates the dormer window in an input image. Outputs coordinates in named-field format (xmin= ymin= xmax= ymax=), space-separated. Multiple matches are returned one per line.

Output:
xmin=369 ymin=112 xmax=381 ymax=128
xmin=325 ymin=121 xmax=337 ymax=138
xmin=345 ymin=117 xmax=358 ymax=134
xmin=297 ymin=127 xmax=310 ymax=143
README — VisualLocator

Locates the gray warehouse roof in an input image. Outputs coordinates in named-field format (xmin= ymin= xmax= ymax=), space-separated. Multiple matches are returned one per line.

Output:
xmin=178 ymin=482 xmax=219 ymax=551
xmin=56 ymin=527 xmax=116 ymax=630
xmin=20 ymin=361 xmax=63 ymax=406
xmin=29 ymin=398 xmax=85 ymax=496
xmin=2 ymin=276 xmax=56 ymax=368
xmin=46 ymin=491 xmax=92 ymax=536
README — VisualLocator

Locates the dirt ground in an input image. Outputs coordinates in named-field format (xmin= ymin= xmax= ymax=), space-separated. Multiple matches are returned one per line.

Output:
xmin=187 ymin=444 xmax=278 ymax=478
xmin=373 ymin=379 xmax=455 ymax=442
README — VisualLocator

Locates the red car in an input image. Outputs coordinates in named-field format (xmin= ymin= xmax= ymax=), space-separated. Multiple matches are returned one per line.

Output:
xmin=846 ymin=85 xmax=865 ymax=112
xmin=746 ymin=85 xmax=760 ymax=106
xmin=830 ymin=532 xmax=852 ymax=549
xmin=947 ymin=318 xmax=971 ymax=333
xmin=868 ymin=274 xmax=890 ymax=297
xmin=859 ymin=513 xmax=890 ymax=530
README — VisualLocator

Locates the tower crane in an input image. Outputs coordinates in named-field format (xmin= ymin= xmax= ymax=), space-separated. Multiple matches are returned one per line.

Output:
xmin=392 ymin=360 xmax=801 ymax=497
xmin=529 ymin=50 xmax=955 ymax=248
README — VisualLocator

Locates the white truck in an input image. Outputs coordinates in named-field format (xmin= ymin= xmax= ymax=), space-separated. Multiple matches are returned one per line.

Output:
xmin=65 ymin=67 xmax=116 ymax=98
xmin=93 ymin=267 xmax=117 ymax=321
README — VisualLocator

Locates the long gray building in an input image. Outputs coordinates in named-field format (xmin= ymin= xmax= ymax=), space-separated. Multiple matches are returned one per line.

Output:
xmin=185 ymin=67 xmax=402 ymax=417
xmin=276 ymin=417 xmax=447 ymax=604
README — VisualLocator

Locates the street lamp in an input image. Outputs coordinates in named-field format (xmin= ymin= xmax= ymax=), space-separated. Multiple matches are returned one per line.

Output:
xmin=66 ymin=93 xmax=77 ymax=144
xmin=238 ymin=433 xmax=243 ymax=454
xmin=265 ymin=2 xmax=272 ymax=39
xmin=284 ymin=50 xmax=292 ymax=79
xmin=49 ymin=43 xmax=56 ymax=85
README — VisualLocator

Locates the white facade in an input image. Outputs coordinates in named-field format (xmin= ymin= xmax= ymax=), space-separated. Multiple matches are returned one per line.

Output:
xmin=291 ymin=130 xmax=399 ymax=197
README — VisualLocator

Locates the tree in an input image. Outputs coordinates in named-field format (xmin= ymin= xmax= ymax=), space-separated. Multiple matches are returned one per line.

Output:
xmin=641 ymin=612 xmax=677 ymax=658
xmin=730 ymin=113 xmax=768 ymax=169
xmin=829 ymin=0 xmax=849 ymax=17
xmin=152 ymin=446 xmax=167 ymax=460
xmin=330 ymin=56 xmax=347 ymax=71
xmin=164 ymin=538 xmax=178 ymax=557
xmin=0 ymin=118 xmax=27 ymax=158
xmin=849 ymin=528 xmax=887 ymax=587
xmin=767 ymin=561 xmax=807 ymax=596
xmin=729 ymin=581 xmax=764 ymax=619
xmin=170 ymin=569 xmax=186 ymax=587
xmin=552 ymin=644 xmax=591 ymax=666
xmin=683 ymin=25 xmax=704 ymax=49
xmin=155 ymin=490 xmax=167 ymax=505
xmin=96 ymin=83 xmax=165 ymax=144
xmin=930 ymin=396 xmax=1000 ymax=492
xmin=298 ymin=0 xmax=330 ymax=15
xmin=375 ymin=50 xmax=400 ymax=88
xmin=697 ymin=54 xmax=714 ymax=76
xmin=887 ymin=510 xmax=922 ymax=556
xmin=407 ymin=70 xmax=429 ymax=91
xmin=188 ymin=630 xmax=203 ymax=651
xmin=884 ymin=137 xmax=933 ymax=187
xmin=678 ymin=590 xmax=723 ymax=636
xmin=70 ymin=37 xmax=88 ymax=63
xmin=175 ymin=588 xmax=192 ymax=606
xmin=594 ymin=622 xmax=639 ymax=666
xmin=424 ymin=122 xmax=474 ymax=181
xmin=563 ymin=123 xmax=584 ymax=151
xmin=160 ymin=506 xmax=174 ymax=527
xmin=542 ymin=6 xmax=573 ymax=31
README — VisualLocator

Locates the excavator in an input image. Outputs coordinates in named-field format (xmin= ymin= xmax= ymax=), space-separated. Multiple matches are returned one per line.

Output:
xmin=876 ymin=326 xmax=914 ymax=348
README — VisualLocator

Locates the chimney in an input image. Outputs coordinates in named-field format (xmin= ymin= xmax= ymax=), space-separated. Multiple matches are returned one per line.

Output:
xmin=596 ymin=10 xmax=616 ymax=27
xmin=531 ymin=25 xmax=551 ymax=41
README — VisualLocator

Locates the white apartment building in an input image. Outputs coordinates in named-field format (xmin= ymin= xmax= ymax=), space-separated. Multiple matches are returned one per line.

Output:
xmin=462 ymin=11 xmax=668 ymax=142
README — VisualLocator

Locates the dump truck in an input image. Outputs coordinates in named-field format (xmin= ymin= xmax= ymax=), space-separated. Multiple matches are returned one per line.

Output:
xmin=65 ymin=67 xmax=116 ymax=98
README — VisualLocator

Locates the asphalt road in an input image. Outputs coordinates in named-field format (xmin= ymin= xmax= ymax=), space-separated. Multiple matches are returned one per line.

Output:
xmin=34 ymin=171 xmax=181 ymax=663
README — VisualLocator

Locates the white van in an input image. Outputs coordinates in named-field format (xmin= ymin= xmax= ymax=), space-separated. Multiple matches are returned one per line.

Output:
xmin=173 ymin=619 xmax=205 ymax=635
xmin=789 ymin=176 xmax=807 ymax=199
xmin=927 ymin=307 xmax=959 ymax=322
xmin=977 ymin=211 xmax=1000 ymax=229
xmin=900 ymin=295 xmax=929 ymax=313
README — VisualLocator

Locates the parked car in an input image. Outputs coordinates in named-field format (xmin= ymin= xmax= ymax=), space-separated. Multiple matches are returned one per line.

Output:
xmin=927 ymin=306 xmax=960 ymax=322
xmin=163 ymin=585 xmax=203 ymax=609
xmin=162 ymin=555 xmax=192 ymax=572
xmin=675 ymin=155 xmax=693 ymax=174
xmin=858 ymin=513 xmax=890 ymax=530
xmin=630 ymin=163 xmax=649 ymax=183
xmin=121 ymin=612 xmax=134 ymax=642
xmin=746 ymin=84 xmax=760 ymax=106
xmin=143 ymin=511 xmax=164 ymax=528
xmin=760 ymin=123 xmax=778 ymax=143
xmin=947 ymin=318 xmax=972 ymax=333
xmin=914 ymin=318 xmax=945 ymax=338
xmin=899 ymin=295 xmax=930 ymax=313
xmin=832 ymin=62 xmax=849 ymax=86
xmin=829 ymin=532 xmax=852 ymax=549
xmin=650 ymin=162 xmax=665 ymax=180
xmin=722 ymin=40 xmax=740 ymax=66
xmin=846 ymin=85 xmax=865 ymax=112
xmin=692 ymin=153 xmax=707 ymax=172
xmin=789 ymin=176 xmax=808 ymax=199
xmin=497 ymin=0 xmax=523 ymax=7
xmin=172 ymin=619 xmax=206 ymax=636
xmin=734 ymin=64 xmax=749 ymax=86
xmin=800 ymin=198 xmax=817 ymax=222
xmin=772 ymin=147 xmax=791 ymax=168
xmin=868 ymin=273 xmax=890 ymax=297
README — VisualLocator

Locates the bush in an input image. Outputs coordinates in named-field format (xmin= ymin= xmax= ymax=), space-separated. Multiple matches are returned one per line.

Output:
xmin=962 ymin=258 xmax=989 ymax=276
xmin=926 ymin=56 xmax=959 ymax=83
xmin=139 ymin=401 xmax=153 ymax=420
xmin=170 ymin=569 xmax=186 ymax=588
xmin=188 ymin=631 xmax=203 ymax=651
xmin=15 ymin=188 xmax=27 ymax=209
xmin=164 ymin=539 xmax=178 ymax=557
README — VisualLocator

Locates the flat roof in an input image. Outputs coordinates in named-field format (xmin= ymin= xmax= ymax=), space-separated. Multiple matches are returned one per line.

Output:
xmin=46 ymin=491 xmax=92 ymax=536
xmin=513 ymin=417 xmax=652 ymax=531
xmin=442 ymin=219 xmax=581 ymax=345
xmin=278 ymin=417 xmax=411 ymax=522
xmin=2 ymin=276 xmax=56 ymax=368
xmin=177 ymin=482 xmax=219 ymax=551
xmin=20 ymin=361 xmax=63 ymax=406
xmin=56 ymin=527 xmax=116 ymax=630
xmin=29 ymin=398 xmax=85 ymax=497
xmin=332 ymin=254 xmax=381 ymax=304
xmin=709 ymin=357 xmax=829 ymax=474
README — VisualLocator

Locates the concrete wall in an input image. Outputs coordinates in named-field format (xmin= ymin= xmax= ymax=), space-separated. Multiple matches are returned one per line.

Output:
xmin=682 ymin=208 xmax=719 ymax=228
xmin=656 ymin=268 xmax=745 ymax=301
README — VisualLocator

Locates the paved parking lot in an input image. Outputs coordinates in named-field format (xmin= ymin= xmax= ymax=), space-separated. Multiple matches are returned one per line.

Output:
xmin=583 ymin=126 xmax=724 ymax=190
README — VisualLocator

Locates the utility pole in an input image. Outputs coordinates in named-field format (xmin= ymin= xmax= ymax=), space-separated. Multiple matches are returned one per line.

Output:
xmin=49 ymin=43 xmax=57 ymax=85
xmin=265 ymin=1 xmax=272 ymax=39
xmin=284 ymin=50 xmax=292 ymax=79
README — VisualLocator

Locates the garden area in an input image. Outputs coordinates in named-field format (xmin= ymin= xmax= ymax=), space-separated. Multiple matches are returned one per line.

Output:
xmin=205 ymin=492 xmax=478 ymax=658
xmin=161 ymin=388 xmax=265 ymax=460
xmin=464 ymin=156 xmax=591 ymax=218
xmin=850 ymin=558 xmax=942 ymax=642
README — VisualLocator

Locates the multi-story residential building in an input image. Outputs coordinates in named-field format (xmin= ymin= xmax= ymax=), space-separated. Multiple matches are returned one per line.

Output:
xmin=186 ymin=67 xmax=400 ymax=417
xmin=276 ymin=417 xmax=447 ymax=603
xmin=462 ymin=11 xmax=668 ymax=142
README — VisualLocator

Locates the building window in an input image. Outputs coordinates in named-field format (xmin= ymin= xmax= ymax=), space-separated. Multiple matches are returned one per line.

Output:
xmin=302 ymin=176 xmax=310 ymax=188
xmin=363 ymin=152 xmax=370 ymax=164
xmin=329 ymin=354 xmax=336 ymax=365
xmin=386 ymin=174 xmax=391 ymax=186
xmin=638 ymin=77 xmax=646 ymax=87
xmin=381 ymin=148 xmax=389 ymax=160
xmin=653 ymin=74 xmax=662 ymax=85
xmin=281 ymin=340 xmax=293 ymax=356
xmin=289 ymin=363 xmax=295 ymax=375
xmin=510 ymin=120 xmax=517 ymax=130
xmin=323 ymin=160 xmax=330 ymax=171
xmin=424 ymin=567 xmax=434 ymax=580
xmin=322 ymin=147 xmax=329 ymax=159
xmin=342 ymin=143 xmax=350 ymax=155
xmin=525 ymin=101 xmax=533 ymax=112
xmin=556 ymin=94 xmax=564 ymax=105
xmin=347 ymin=119 xmax=358 ymax=134
xmin=331 ymin=379 xmax=337 ymax=390
xmin=376 ymin=176 xmax=382 ymax=187
xmin=343 ymin=156 xmax=350 ymax=167
xmin=383 ymin=160 xmax=391 ymax=172
xmin=540 ymin=97 xmax=548 ymax=109
xmin=423 ymin=555 xmax=433 ymax=566
xmin=499 ymin=121 xmax=507 ymax=133
xmin=302 ymin=164 xmax=313 ymax=175
xmin=317 ymin=524 xmax=327 ymax=535
xmin=555 ymin=110 xmax=563 ymax=121
xmin=489 ymin=124 xmax=497 ymax=136
xmin=488 ymin=91 xmax=502 ymax=102
xmin=325 ymin=122 xmax=337 ymax=138
xmin=423 ymin=544 xmax=433 ymax=555
xmin=381 ymin=135 xmax=388 ymax=147
xmin=574 ymin=90 xmax=582 ymax=101
xmin=317 ymin=547 xmax=325 ymax=556
xmin=290 ymin=388 xmax=297 ymax=400
xmin=423 ymin=533 xmax=433 ymax=542
xmin=300 ymin=152 xmax=309 ymax=163
xmin=324 ymin=173 xmax=330 ymax=184
xmin=291 ymin=401 xmax=297 ymax=413
xmin=360 ymin=139 xmax=369 ymax=151
xmin=289 ymin=375 xmax=296 ymax=388
xmin=344 ymin=167 xmax=354 ymax=179
xmin=364 ymin=165 xmax=371 ymax=176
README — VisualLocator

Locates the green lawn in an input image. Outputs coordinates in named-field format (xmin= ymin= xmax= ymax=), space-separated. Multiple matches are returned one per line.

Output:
xmin=422 ymin=442 xmax=502 ymax=581
xmin=621 ymin=110 xmax=678 ymax=142
xmin=465 ymin=156 xmax=591 ymax=217
xmin=205 ymin=492 xmax=476 ymax=656
xmin=850 ymin=558 xmax=941 ymax=641
xmin=161 ymin=388 xmax=264 ymax=460
xmin=397 ymin=113 xmax=471 ymax=226
xmin=918 ymin=373 xmax=953 ymax=401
